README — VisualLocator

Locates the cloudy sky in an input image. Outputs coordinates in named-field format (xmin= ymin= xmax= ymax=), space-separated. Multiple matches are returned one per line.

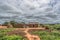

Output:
xmin=0 ymin=0 xmax=60 ymax=24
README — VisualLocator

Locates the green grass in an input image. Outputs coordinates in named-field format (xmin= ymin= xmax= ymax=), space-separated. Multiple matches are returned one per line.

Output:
xmin=32 ymin=30 xmax=60 ymax=40
xmin=0 ymin=28 xmax=15 ymax=40
xmin=2 ymin=35 xmax=23 ymax=40
xmin=0 ymin=28 xmax=27 ymax=40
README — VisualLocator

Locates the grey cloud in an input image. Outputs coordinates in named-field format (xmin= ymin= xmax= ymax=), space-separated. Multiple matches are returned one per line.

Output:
xmin=0 ymin=0 xmax=60 ymax=24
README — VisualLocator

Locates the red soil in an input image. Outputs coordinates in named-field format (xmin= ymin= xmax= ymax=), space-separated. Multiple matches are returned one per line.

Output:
xmin=0 ymin=26 xmax=7 ymax=29
xmin=7 ymin=28 xmax=45 ymax=40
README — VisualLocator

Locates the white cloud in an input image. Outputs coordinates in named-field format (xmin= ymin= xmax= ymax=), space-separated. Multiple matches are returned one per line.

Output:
xmin=0 ymin=0 xmax=60 ymax=24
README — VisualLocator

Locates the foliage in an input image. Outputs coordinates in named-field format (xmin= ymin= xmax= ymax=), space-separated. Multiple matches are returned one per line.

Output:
xmin=0 ymin=28 xmax=23 ymax=40
xmin=2 ymin=22 xmax=9 ymax=26
xmin=0 ymin=28 xmax=15 ymax=40
xmin=2 ymin=35 xmax=23 ymax=40
xmin=2 ymin=21 xmax=25 ymax=28
xmin=44 ymin=24 xmax=60 ymax=30
xmin=32 ymin=30 xmax=60 ymax=40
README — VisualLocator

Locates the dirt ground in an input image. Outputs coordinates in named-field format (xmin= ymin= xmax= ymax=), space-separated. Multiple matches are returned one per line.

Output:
xmin=6 ymin=28 xmax=46 ymax=40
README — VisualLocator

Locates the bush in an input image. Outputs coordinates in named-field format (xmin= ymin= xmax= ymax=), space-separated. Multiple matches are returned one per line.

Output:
xmin=0 ymin=28 xmax=15 ymax=40
xmin=2 ymin=35 xmax=23 ymax=40
xmin=32 ymin=31 xmax=60 ymax=40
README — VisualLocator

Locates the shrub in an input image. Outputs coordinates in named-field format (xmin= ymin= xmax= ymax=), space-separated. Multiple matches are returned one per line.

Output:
xmin=2 ymin=35 xmax=23 ymax=40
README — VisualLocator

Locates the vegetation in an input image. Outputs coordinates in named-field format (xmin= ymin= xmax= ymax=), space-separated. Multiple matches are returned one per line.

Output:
xmin=0 ymin=28 xmax=60 ymax=40
xmin=44 ymin=24 xmax=60 ymax=30
xmin=0 ymin=28 xmax=15 ymax=38
xmin=32 ymin=30 xmax=60 ymax=40
xmin=31 ymin=24 xmax=60 ymax=40
xmin=2 ymin=21 xmax=25 ymax=28
xmin=0 ymin=28 xmax=24 ymax=40
xmin=2 ymin=35 xmax=23 ymax=40
xmin=0 ymin=21 xmax=60 ymax=40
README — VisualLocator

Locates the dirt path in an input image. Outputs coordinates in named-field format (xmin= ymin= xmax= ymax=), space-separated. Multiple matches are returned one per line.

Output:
xmin=7 ymin=28 xmax=45 ymax=40
xmin=23 ymin=28 xmax=40 ymax=40
xmin=0 ymin=26 xmax=7 ymax=29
